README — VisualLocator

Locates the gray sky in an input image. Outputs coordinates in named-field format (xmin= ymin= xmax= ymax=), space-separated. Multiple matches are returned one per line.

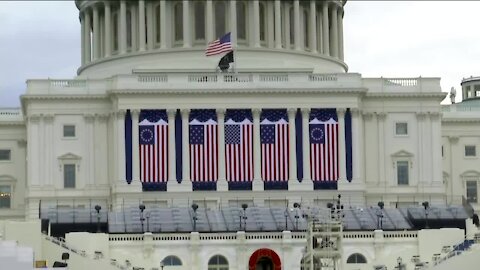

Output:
xmin=1 ymin=1 xmax=479 ymax=107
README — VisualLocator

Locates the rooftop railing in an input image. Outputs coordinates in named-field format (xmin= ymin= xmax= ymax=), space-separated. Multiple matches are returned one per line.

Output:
xmin=24 ymin=73 xmax=441 ymax=95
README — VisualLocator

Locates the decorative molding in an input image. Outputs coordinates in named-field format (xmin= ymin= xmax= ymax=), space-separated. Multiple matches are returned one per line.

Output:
xmin=415 ymin=112 xmax=427 ymax=120
xmin=336 ymin=108 xmax=346 ymax=117
xmin=429 ymin=112 xmax=442 ymax=120
xmin=166 ymin=109 xmax=177 ymax=118
xmin=300 ymin=108 xmax=311 ymax=117
xmin=84 ymin=114 xmax=95 ymax=122
xmin=16 ymin=139 xmax=27 ymax=147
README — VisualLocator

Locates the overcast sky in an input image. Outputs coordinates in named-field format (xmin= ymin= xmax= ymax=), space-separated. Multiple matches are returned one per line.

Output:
xmin=1 ymin=1 xmax=479 ymax=107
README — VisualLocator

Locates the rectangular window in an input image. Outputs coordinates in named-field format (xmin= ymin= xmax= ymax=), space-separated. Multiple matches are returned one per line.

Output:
xmin=0 ymin=149 xmax=11 ymax=161
xmin=465 ymin=145 xmax=476 ymax=157
xmin=466 ymin=181 xmax=477 ymax=203
xmin=63 ymin=125 xmax=76 ymax=138
xmin=395 ymin=122 xmax=408 ymax=136
xmin=397 ymin=161 xmax=409 ymax=185
xmin=64 ymin=164 xmax=76 ymax=188
xmin=0 ymin=186 xmax=11 ymax=208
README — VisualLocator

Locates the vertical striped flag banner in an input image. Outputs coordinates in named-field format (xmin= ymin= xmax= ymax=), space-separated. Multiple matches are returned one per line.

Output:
xmin=139 ymin=110 xmax=168 ymax=190
xmin=309 ymin=109 xmax=339 ymax=187
xmin=225 ymin=109 xmax=253 ymax=188
xmin=260 ymin=109 xmax=289 ymax=188
xmin=189 ymin=109 xmax=218 ymax=189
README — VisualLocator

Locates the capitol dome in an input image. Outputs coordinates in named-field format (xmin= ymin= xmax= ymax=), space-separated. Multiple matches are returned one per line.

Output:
xmin=75 ymin=0 xmax=347 ymax=78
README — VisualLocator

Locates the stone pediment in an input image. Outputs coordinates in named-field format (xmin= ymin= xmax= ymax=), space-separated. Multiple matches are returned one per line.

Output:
xmin=460 ymin=170 xmax=480 ymax=178
xmin=391 ymin=150 xmax=413 ymax=158
xmin=58 ymin=153 xmax=82 ymax=161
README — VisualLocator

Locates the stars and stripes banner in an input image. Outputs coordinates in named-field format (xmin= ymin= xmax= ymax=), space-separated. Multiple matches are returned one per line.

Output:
xmin=309 ymin=109 xmax=338 ymax=187
xmin=260 ymin=109 xmax=289 ymax=188
xmin=205 ymin=32 xmax=233 ymax=56
xmin=139 ymin=110 xmax=168 ymax=190
xmin=225 ymin=109 xmax=253 ymax=189
xmin=189 ymin=109 xmax=218 ymax=189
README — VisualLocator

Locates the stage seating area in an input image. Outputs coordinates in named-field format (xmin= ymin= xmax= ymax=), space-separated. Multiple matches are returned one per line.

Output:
xmin=38 ymin=203 xmax=470 ymax=234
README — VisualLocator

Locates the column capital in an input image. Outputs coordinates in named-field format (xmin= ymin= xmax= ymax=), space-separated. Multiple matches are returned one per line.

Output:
xmin=336 ymin=108 xmax=346 ymax=117
xmin=83 ymin=114 xmax=95 ymax=122
xmin=415 ymin=111 xmax=427 ymax=120
xmin=130 ymin=109 xmax=141 ymax=117
xmin=17 ymin=139 xmax=27 ymax=148
xmin=448 ymin=136 xmax=459 ymax=143
xmin=180 ymin=108 xmax=190 ymax=116
xmin=217 ymin=108 xmax=226 ymax=116
xmin=95 ymin=113 xmax=109 ymax=122
xmin=167 ymin=109 xmax=177 ymax=117
xmin=27 ymin=115 xmax=41 ymax=123
xmin=375 ymin=112 xmax=387 ymax=120
xmin=287 ymin=108 xmax=297 ymax=116
xmin=252 ymin=108 xmax=262 ymax=118
xmin=362 ymin=111 xmax=374 ymax=120
xmin=350 ymin=108 xmax=361 ymax=116
xmin=429 ymin=111 xmax=442 ymax=120
xmin=301 ymin=108 xmax=311 ymax=116
xmin=43 ymin=114 xmax=55 ymax=123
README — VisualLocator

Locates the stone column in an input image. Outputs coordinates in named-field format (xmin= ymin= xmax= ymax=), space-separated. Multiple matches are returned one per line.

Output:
xmin=147 ymin=2 xmax=155 ymax=50
xmin=252 ymin=108 xmax=263 ymax=191
xmin=377 ymin=112 xmax=386 ymax=187
xmin=351 ymin=109 xmax=363 ymax=184
xmin=416 ymin=112 xmax=425 ymax=188
xmin=309 ymin=0 xmax=317 ymax=53
xmin=206 ymin=0 xmax=214 ymax=43
xmin=131 ymin=110 xmax=140 ymax=183
xmin=322 ymin=1 xmax=329 ymax=56
xmin=85 ymin=114 xmax=96 ymax=187
xmin=330 ymin=5 xmax=338 ymax=58
xmin=80 ymin=12 xmax=85 ymax=65
xmin=217 ymin=109 xmax=228 ymax=191
xmin=93 ymin=5 xmax=100 ymax=60
xmin=293 ymin=0 xmax=301 ymax=50
xmin=44 ymin=115 xmax=54 ymax=187
xmin=160 ymin=0 xmax=167 ymax=49
xmin=104 ymin=2 xmax=112 ymax=57
xmin=183 ymin=0 xmax=191 ymax=48
xmin=181 ymin=109 xmax=190 ymax=182
xmin=253 ymin=0 xmax=260 ymax=47
xmin=288 ymin=109 xmax=297 ymax=181
xmin=317 ymin=9 xmax=323 ymax=53
xmin=274 ymin=0 xmax=282 ymax=49
xmin=117 ymin=110 xmax=126 ymax=182
xmin=431 ymin=112 xmax=442 ymax=186
xmin=230 ymin=0 xmax=237 ymax=48
xmin=138 ymin=0 xmax=146 ymax=51
xmin=267 ymin=1 xmax=274 ymax=48
xmin=338 ymin=7 xmax=344 ymax=60
xmin=119 ymin=0 xmax=127 ymax=54
xmin=84 ymin=9 xmax=91 ymax=63
xmin=167 ymin=110 xmax=177 ymax=182
xmin=301 ymin=108 xmax=311 ymax=182
xmin=337 ymin=108 xmax=346 ymax=182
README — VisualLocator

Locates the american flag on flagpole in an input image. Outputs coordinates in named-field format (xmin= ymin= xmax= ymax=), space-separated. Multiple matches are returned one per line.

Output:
xmin=205 ymin=32 xmax=233 ymax=56
xmin=139 ymin=110 xmax=168 ymax=183
xmin=309 ymin=109 xmax=338 ymax=182
xmin=260 ymin=109 xmax=289 ymax=182
xmin=225 ymin=109 xmax=253 ymax=182
xmin=189 ymin=110 xmax=218 ymax=182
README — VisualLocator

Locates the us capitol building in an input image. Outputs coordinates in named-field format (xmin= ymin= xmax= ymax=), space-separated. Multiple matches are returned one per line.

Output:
xmin=1 ymin=0 xmax=480 ymax=269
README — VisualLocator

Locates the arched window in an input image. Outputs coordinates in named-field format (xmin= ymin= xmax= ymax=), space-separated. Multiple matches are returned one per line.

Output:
xmin=346 ymin=253 xmax=367 ymax=264
xmin=214 ymin=1 xmax=227 ymax=38
xmin=162 ymin=255 xmax=182 ymax=266
xmin=208 ymin=255 xmax=228 ymax=270
xmin=237 ymin=1 xmax=247 ymax=43
xmin=259 ymin=2 xmax=266 ymax=43
xmin=194 ymin=1 xmax=205 ymax=42
xmin=155 ymin=4 xmax=161 ymax=44
xmin=112 ymin=11 xmax=119 ymax=52
xmin=173 ymin=1 xmax=183 ymax=43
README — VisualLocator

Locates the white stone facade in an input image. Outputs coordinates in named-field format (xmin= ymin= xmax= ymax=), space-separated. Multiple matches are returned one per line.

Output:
xmin=2 ymin=1 xmax=480 ymax=269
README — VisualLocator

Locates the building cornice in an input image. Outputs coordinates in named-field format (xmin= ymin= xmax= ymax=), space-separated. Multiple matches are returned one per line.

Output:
xmin=366 ymin=92 xmax=447 ymax=100
xmin=109 ymin=87 xmax=368 ymax=96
